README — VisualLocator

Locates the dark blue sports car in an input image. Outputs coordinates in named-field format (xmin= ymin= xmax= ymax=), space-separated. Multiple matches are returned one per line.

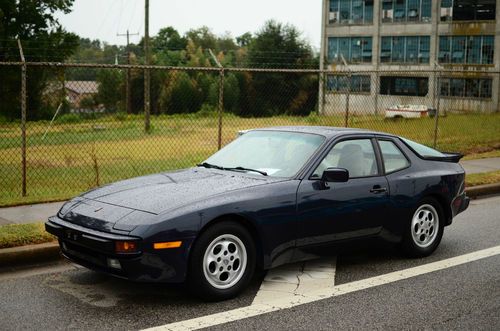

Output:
xmin=46 ymin=126 xmax=469 ymax=300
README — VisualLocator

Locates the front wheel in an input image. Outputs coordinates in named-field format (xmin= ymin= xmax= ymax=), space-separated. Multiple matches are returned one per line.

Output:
xmin=401 ymin=198 xmax=444 ymax=258
xmin=188 ymin=221 xmax=255 ymax=301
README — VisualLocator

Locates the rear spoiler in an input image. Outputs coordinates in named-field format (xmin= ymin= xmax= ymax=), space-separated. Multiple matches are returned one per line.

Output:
xmin=421 ymin=152 xmax=463 ymax=163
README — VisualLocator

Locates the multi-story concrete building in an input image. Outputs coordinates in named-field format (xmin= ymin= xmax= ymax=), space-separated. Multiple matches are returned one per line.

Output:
xmin=319 ymin=0 xmax=499 ymax=114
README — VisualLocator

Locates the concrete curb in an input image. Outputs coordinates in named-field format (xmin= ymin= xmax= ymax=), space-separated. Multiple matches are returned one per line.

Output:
xmin=465 ymin=183 xmax=500 ymax=199
xmin=0 ymin=242 xmax=61 ymax=267
xmin=1 ymin=184 xmax=499 ymax=269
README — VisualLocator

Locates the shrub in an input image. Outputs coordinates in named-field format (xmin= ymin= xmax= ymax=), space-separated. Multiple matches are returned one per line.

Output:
xmin=0 ymin=114 xmax=9 ymax=124
xmin=114 ymin=111 xmax=127 ymax=122
xmin=57 ymin=113 xmax=81 ymax=124
xmin=196 ymin=103 xmax=217 ymax=118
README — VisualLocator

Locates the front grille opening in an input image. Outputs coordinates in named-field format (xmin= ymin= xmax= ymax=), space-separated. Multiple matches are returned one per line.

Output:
xmin=62 ymin=240 xmax=107 ymax=268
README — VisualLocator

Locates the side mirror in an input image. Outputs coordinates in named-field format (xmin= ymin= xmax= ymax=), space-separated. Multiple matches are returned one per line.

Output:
xmin=321 ymin=168 xmax=349 ymax=183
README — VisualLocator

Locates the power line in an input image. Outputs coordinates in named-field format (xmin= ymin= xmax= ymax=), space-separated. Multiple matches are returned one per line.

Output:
xmin=116 ymin=0 xmax=125 ymax=34
xmin=128 ymin=0 xmax=141 ymax=31
xmin=95 ymin=1 xmax=117 ymax=38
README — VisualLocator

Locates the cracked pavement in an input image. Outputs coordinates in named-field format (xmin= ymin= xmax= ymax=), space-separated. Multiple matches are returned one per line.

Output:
xmin=251 ymin=257 xmax=337 ymax=305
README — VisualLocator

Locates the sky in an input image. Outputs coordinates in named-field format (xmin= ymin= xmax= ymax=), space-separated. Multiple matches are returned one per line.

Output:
xmin=56 ymin=0 xmax=323 ymax=49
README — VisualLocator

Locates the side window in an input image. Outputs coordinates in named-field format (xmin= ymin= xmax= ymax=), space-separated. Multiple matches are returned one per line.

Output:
xmin=379 ymin=140 xmax=410 ymax=173
xmin=312 ymin=139 xmax=378 ymax=179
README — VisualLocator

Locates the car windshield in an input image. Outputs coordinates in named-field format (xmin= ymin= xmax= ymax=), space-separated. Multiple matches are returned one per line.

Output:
xmin=202 ymin=130 xmax=326 ymax=177
xmin=401 ymin=137 xmax=446 ymax=158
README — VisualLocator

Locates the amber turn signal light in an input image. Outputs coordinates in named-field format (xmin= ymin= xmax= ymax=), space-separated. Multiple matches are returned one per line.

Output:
xmin=153 ymin=241 xmax=182 ymax=250
xmin=115 ymin=241 xmax=138 ymax=253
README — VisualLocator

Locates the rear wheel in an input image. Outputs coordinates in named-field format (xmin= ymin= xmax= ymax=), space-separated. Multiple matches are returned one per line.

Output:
xmin=188 ymin=221 xmax=255 ymax=301
xmin=402 ymin=198 xmax=444 ymax=257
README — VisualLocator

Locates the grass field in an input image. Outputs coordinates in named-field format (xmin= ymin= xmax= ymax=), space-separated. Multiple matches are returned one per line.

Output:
xmin=1 ymin=112 xmax=499 ymax=206
xmin=0 ymin=222 xmax=55 ymax=249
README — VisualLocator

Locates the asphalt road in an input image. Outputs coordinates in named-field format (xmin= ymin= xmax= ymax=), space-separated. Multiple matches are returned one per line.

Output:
xmin=1 ymin=195 xmax=499 ymax=331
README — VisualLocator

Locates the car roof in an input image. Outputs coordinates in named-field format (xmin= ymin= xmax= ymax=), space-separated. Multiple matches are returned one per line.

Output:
xmin=246 ymin=126 xmax=396 ymax=139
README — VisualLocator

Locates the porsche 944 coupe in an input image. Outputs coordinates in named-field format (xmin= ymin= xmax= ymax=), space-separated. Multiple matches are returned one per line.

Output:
xmin=46 ymin=127 xmax=469 ymax=300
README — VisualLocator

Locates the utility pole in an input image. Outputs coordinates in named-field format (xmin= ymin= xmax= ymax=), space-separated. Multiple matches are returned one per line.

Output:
xmin=144 ymin=0 xmax=151 ymax=133
xmin=117 ymin=30 xmax=139 ymax=114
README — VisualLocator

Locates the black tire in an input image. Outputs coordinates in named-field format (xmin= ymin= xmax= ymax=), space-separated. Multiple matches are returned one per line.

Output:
xmin=188 ymin=221 xmax=256 ymax=301
xmin=401 ymin=197 xmax=444 ymax=258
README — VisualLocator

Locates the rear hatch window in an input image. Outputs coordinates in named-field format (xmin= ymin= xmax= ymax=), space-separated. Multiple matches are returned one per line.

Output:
xmin=400 ymin=137 xmax=462 ymax=162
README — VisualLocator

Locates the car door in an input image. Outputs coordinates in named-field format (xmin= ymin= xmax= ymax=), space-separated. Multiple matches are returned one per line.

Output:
xmin=295 ymin=137 xmax=390 ymax=247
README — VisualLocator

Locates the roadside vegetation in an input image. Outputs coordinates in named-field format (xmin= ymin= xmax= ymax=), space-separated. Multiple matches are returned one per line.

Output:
xmin=0 ymin=223 xmax=55 ymax=249
xmin=466 ymin=171 xmax=500 ymax=187
xmin=463 ymin=149 xmax=500 ymax=160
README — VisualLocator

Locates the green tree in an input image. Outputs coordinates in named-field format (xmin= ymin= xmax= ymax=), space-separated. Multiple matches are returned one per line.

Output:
xmin=153 ymin=26 xmax=187 ymax=51
xmin=247 ymin=20 xmax=315 ymax=69
xmin=216 ymin=32 xmax=238 ymax=52
xmin=236 ymin=32 xmax=253 ymax=47
xmin=0 ymin=0 xmax=78 ymax=120
xmin=66 ymin=38 xmax=127 ymax=81
xmin=96 ymin=69 xmax=124 ymax=112
xmin=159 ymin=71 xmax=202 ymax=114
xmin=185 ymin=26 xmax=217 ymax=50
xmin=242 ymin=20 xmax=318 ymax=116
xmin=208 ymin=73 xmax=240 ymax=113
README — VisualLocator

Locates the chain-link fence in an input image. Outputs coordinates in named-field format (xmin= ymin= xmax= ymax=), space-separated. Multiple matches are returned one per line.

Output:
xmin=1 ymin=62 xmax=499 ymax=204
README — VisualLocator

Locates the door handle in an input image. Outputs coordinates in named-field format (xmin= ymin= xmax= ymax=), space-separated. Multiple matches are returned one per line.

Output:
xmin=370 ymin=186 xmax=387 ymax=194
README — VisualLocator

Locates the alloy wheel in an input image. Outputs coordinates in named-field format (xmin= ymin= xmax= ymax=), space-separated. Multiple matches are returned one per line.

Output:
xmin=411 ymin=204 xmax=439 ymax=248
xmin=202 ymin=234 xmax=247 ymax=290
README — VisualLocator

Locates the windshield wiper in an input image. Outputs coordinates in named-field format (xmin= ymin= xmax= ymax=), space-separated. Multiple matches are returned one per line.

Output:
xmin=197 ymin=162 xmax=224 ymax=170
xmin=197 ymin=163 xmax=268 ymax=176
xmin=225 ymin=166 xmax=268 ymax=176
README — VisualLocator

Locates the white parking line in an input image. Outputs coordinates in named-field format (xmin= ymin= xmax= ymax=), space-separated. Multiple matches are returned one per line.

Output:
xmin=252 ymin=257 xmax=336 ymax=305
xmin=143 ymin=245 xmax=500 ymax=331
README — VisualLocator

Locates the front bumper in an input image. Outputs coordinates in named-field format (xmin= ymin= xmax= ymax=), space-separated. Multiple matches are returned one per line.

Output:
xmin=45 ymin=216 xmax=192 ymax=283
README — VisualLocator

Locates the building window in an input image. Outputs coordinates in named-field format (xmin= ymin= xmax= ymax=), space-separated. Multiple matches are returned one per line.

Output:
xmin=481 ymin=36 xmax=495 ymax=64
xmin=380 ymin=76 xmax=428 ymax=96
xmin=441 ymin=0 xmax=496 ymax=22
xmin=382 ymin=0 xmax=432 ymax=23
xmin=328 ymin=37 xmax=372 ymax=63
xmin=440 ymin=78 xmax=493 ymax=98
xmin=329 ymin=0 xmax=374 ymax=25
xmin=327 ymin=75 xmax=371 ymax=93
xmin=380 ymin=36 xmax=430 ymax=64
xmin=439 ymin=36 xmax=494 ymax=64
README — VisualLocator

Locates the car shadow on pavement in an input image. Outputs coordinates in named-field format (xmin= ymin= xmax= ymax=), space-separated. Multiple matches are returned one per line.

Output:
xmin=41 ymin=264 xmax=265 ymax=327
xmin=327 ymin=237 xmax=452 ymax=285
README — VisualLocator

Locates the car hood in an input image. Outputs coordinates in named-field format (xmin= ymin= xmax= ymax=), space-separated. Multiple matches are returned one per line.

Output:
xmin=79 ymin=168 xmax=280 ymax=215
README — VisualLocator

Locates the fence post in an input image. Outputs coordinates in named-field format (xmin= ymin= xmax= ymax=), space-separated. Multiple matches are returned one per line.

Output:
xmin=497 ymin=71 xmax=500 ymax=113
xmin=208 ymin=49 xmax=224 ymax=150
xmin=318 ymin=70 xmax=325 ymax=115
xmin=218 ymin=68 xmax=224 ymax=150
xmin=344 ymin=72 xmax=351 ymax=128
xmin=374 ymin=71 xmax=379 ymax=116
xmin=433 ymin=68 xmax=442 ymax=148
xmin=340 ymin=54 xmax=351 ymax=127
xmin=144 ymin=0 xmax=151 ymax=133
xmin=18 ymin=39 xmax=27 ymax=197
